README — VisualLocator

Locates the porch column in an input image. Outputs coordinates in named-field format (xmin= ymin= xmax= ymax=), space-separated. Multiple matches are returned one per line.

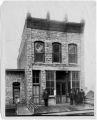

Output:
xmin=66 ymin=71 xmax=68 ymax=103
xmin=70 ymin=71 xmax=72 ymax=89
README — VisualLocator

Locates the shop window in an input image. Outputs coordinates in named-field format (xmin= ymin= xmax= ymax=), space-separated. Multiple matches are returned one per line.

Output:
xmin=46 ymin=71 xmax=54 ymax=95
xmin=72 ymin=71 xmax=80 ymax=89
xmin=52 ymin=43 xmax=61 ymax=63
xmin=68 ymin=44 xmax=77 ymax=63
xmin=34 ymin=41 xmax=45 ymax=62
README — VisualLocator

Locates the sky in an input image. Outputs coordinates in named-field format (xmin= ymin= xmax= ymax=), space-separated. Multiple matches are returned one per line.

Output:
xmin=0 ymin=1 xmax=96 ymax=92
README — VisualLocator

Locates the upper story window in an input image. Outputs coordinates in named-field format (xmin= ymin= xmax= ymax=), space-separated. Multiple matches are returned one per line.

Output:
xmin=52 ymin=43 xmax=61 ymax=63
xmin=68 ymin=44 xmax=77 ymax=64
xmin=34 ymin=41 xmax=45 ymax=62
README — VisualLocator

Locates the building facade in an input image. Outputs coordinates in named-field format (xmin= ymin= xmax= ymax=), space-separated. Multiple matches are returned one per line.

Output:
xmin=6 ymin=13 xmax=85 ymax=107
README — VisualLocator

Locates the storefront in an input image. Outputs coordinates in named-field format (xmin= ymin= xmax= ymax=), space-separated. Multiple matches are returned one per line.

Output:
xmin=32 ymin=70 xmax=80 ymax=105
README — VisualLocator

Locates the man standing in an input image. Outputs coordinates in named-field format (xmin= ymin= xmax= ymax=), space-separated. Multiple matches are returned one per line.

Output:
xmin=43 ymin=89 xmax=49 ymax=107
xmin=80 ymin=89 xmax=85 ymax=104
xmin=69 ymin=89 xmax=74 ymax=105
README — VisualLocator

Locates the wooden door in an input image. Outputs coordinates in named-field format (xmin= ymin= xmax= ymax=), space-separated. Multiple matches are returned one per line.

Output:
xmin=56 ymin=82 xmax=66 ymax=104
xmin=33 ymin=85 xmax=40 ymax=104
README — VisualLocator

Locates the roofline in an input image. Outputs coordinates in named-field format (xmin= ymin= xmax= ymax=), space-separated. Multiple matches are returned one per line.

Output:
xmin=26 ymin=16 xmax=85 ymax=33
xmin=5 ymin=69 xmax=25 ymax=72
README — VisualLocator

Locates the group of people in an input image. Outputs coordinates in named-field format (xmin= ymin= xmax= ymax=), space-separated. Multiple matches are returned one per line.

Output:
xmin=42 ymin=88 xmax=85 ymax=107
xmin=69 ymin=88 xmax=85 ymax=105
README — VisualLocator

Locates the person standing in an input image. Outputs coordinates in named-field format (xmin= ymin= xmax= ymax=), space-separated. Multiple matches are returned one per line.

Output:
xmin=81 ymin=89 xmax=85 ymax=104
xmin=69 ymin=89 xmax=74 ymax=105
xmin=73 ymin=89 xmax=76 ymax=104
xmin=75 ymin=88 xmax=79 ymax=104
xmin=43 ymin=89 xmax=49 ymax=107
xmin=78 ymin=89 xmax=82 ymax=104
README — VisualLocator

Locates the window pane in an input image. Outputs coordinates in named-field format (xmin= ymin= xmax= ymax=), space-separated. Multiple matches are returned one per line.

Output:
xmin=72 ymin=81 xmax=75 ymax=88
xmin=35 ymin=42 xmax=44 ymax=53
xmin=53 ymin=43 xmax=61 ymax=62
xmin=51 ymin=88 xmax=54 ymax=95
xmin=51 ymin=81 xmax=54 ymax=87
xmin=69 ymin=54 xmax=77 ymax=63
xmin=69 ymin=44 xmax=77 ymax=54
xmin=33 ymin=78 xmax=36 ymax=83
xmin=36 ymin=78 xmax=39 ymax=83
xmin=46 ymin=81 xmax=50 ymax=87
xmin=34 ymin=41 xmax=44 ymax=62
xmin=46 ymin=71 xmax=54 ymax=95
xmin=76 ymin=81 xmax=80 ymax=88
xmin=53 ymin=53 xmax=60 ymax=62
xmin=35 ymin=53 xmax=44 ymax=62
xmin=47 ymin=88 xmax=50 ymax=95
xmin=33 ymin=71 xmax=39 ymax=84
xmin=53 ymin=44 xmax=60 ymax=52
xmin=68 ymin=44 xmax=77 ymax=63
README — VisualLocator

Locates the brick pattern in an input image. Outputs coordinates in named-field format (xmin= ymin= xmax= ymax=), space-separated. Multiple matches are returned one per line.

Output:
xmin=17 ymin=26 xmax=84 ymax=105
xmin=6 ymin=72 xmax=26 ymax=105
xmin=25 ymin=28 xmax=33 ymax=105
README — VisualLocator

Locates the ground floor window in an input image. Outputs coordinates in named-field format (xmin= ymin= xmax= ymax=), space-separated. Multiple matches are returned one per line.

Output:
xmin=13 ymin=82 xmax=20 ymax=104
xmin=46 ymin=71 xmax=54 ymax=95
xmin=72 ymin=71 xmax=80 ymax=90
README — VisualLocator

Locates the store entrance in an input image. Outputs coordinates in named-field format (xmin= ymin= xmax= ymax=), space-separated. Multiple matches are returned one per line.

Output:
xmin=56 ymin=71 xmax=70 ymax=104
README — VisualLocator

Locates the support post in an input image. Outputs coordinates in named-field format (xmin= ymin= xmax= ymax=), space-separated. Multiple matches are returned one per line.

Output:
xmin=70 ymin=71 xmax=72 ymax=89
xmin=54 ymin=71 xmax=56 ymax=104
xmin=66 ymin=71 xmax=68 ymax=103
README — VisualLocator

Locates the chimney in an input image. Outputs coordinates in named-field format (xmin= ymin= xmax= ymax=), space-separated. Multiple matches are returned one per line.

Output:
xmin=64 ymin=14 xmax=68 ymax=23
xmin=46 ymin=11 xmax=50 ymax=21
xmin=80 ymin=19 xmax=85 ymax=32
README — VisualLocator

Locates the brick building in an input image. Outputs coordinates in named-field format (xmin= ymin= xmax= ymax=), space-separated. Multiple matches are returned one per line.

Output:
xmin=6 ymin=13 xmax=85 ymax=107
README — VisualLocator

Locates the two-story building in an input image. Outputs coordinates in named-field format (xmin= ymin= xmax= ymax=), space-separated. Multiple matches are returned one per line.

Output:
xmin=6 ymin=13 xmax=85 ymax=107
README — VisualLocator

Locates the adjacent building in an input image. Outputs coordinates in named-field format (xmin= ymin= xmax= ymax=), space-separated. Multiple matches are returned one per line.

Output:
xmin=6 ymin=13 xmax=85 ymax=107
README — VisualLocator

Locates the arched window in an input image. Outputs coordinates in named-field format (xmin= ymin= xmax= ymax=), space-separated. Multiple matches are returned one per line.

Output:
xmin=68 ymin=44 xmax=77 ymax=63
xmin=34 ymin=41 xmax=45 ymax=62
xmin=52 ymin=43 xmax=61 ymax=63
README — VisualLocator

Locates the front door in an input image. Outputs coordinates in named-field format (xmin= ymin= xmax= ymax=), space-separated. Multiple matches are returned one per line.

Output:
xmin=33 ymin=85 xmax=40 ymax=104
xmin=56 ymin=82 xmax=66 ymax=103
xmin=56 ymin=71 xmax=70 ymax=104
xmin=33 ymin=70 xmax=40 ymax=104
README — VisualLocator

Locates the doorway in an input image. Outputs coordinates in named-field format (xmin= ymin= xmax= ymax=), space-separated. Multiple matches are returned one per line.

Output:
xmin=56 ymin=71 xmax=70 ymax=104
xmin=33 ymin=70 xmax=40 ymax=104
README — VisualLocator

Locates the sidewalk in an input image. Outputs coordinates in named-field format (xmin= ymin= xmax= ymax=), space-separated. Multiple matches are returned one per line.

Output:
xmin=34 ymin=103 xmax=94 ymax=115
xmin=17 ymin=103 xmax=94 ymax=116
xmin=17 ymin=105 xmax=32 ymax=115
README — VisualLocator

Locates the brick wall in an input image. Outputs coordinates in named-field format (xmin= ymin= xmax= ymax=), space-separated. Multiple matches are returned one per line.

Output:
xmin=30 ymin=29 xmax=81 ymax=66
xmin=6 ymin=71 xmax=26 ymax=105
xmin=18 ymin=27 xmax=84 ymax=105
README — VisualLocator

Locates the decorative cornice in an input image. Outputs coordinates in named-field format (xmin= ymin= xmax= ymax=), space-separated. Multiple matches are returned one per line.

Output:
xmin=26 ymin=16 xmax=84 ymax=33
